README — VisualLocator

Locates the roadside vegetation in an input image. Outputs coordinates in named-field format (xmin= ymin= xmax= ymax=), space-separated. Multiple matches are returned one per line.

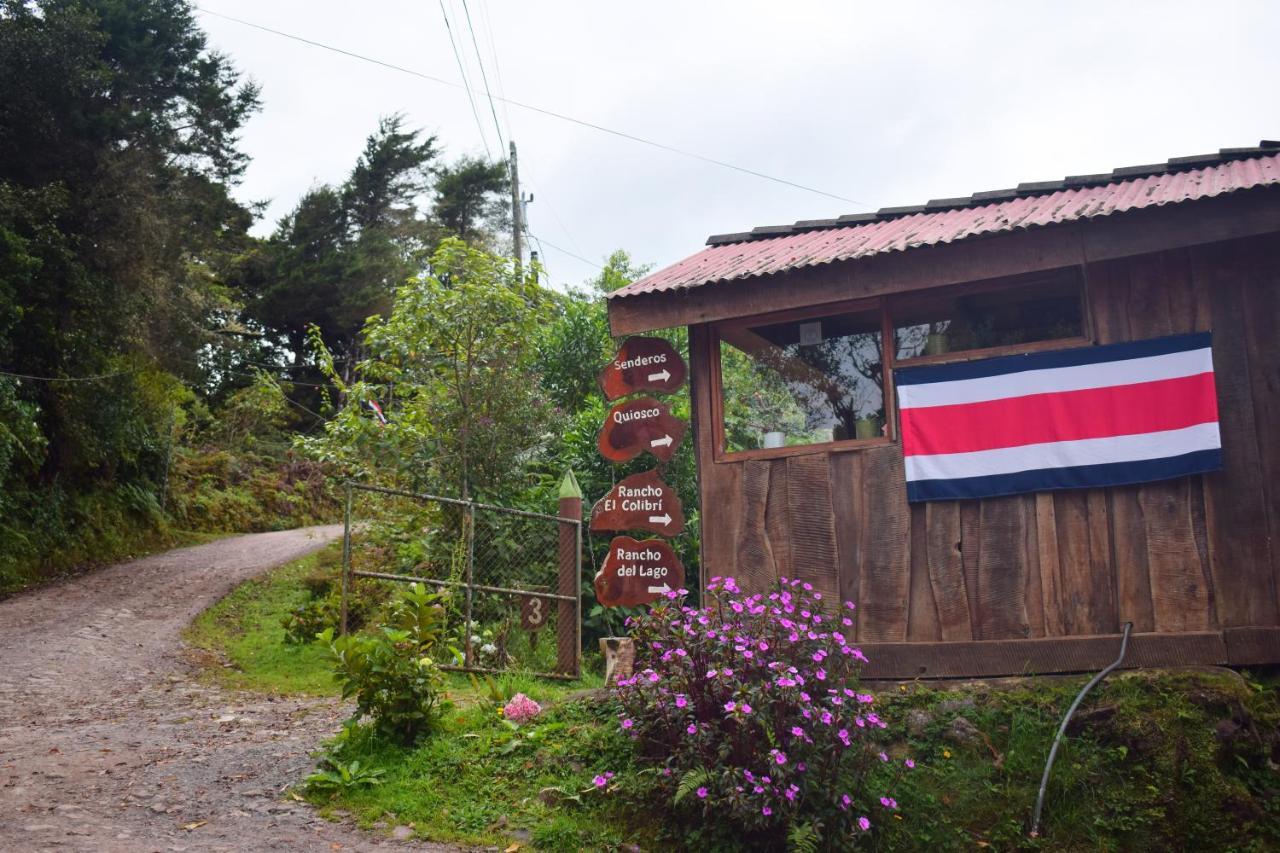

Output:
xmin=191 ymin=551 xmax=1280 ymax=851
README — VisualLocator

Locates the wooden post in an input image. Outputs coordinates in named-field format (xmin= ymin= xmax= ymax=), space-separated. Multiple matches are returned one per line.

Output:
xmin=557 ymin=470 xmax=582 ymax=676
xmin=340 ymin=481 xmax=352 ymax=635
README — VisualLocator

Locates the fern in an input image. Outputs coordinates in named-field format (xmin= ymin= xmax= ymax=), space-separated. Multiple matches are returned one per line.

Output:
xmin=673 ymin=767 xmax=712 ymax=805
xmin=788 ymin=821 xmax=819 ymax=853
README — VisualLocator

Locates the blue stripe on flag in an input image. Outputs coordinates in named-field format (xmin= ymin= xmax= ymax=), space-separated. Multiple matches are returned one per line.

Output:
xmin=905 ymin=448 xmax=1223 ymax=503
xmin=894 ymin=331 xmax=1211 ymax=387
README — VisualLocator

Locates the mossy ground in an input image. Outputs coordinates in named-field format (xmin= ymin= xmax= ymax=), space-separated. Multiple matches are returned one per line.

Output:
xmin=190 ymin=550 xmax=1280 ymax=851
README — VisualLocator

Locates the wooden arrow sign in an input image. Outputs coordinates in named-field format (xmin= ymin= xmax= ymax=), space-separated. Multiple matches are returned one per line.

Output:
xmin=590 ymin=469 xmax=685 ymax=537
xmin=598 ymin=337 xmax=687 ymax=401
xmin=594 ymin=535 xmax=686 ymax=608
xmin=597 ymin=396 xmax=686 ymax=463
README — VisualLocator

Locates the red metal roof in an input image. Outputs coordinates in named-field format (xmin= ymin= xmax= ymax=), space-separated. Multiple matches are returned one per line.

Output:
xmin=611 ymin=146 xmax=1280 ymax=300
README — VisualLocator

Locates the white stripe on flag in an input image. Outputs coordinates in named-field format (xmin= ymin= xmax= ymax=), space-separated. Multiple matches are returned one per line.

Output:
xmin=897 ymin=347 xmax=1213 ymax=410
xmin=904 ymin=421 xmax=1222 ymax=483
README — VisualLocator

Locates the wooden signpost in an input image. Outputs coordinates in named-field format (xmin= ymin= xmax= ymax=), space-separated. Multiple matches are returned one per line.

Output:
xmin=594 ymin=535 xmax=686 ymax=608
xmin=598 ymin=336 xmax=687 ymax=400
xmin=590 ymin=469 xmax=685 ymax=537
xmin=593 ymin=337 xmax=691 ymax=615
xmin=597 ymin=396 xmax=686 ymax=463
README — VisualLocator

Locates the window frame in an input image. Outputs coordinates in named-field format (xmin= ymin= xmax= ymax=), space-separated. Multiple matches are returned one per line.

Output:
xmin=709 ymin=296 xmax=896 ymax=463
xmin=708 ymin=266 xmax=1092 ymax=463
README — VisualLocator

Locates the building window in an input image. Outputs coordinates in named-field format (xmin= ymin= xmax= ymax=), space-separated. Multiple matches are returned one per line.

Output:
xmin=892 ymin=268 xmax=1086 ymax=362
xmin=718 ymin=307 xmax=888 ymax=454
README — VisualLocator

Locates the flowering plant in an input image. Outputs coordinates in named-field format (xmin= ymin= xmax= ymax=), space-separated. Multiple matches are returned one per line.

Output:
xmin=614 ymin=577 xmax=911 ymax=848
xmin=502 ymin=692 xmax=542 ymax=724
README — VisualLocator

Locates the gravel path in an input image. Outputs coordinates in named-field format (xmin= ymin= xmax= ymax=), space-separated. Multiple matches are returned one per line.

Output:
xmin=0 ymin=526 xmax=453 ymax=852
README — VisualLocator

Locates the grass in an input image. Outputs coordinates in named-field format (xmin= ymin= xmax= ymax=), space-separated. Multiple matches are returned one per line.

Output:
xmin=184 ymin=542 xmax=345 ymax=695
xmin=188 ymin=550 xmax=1280 ymax=851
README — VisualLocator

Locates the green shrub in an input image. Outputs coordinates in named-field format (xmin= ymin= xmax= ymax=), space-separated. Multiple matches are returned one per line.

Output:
xmin=323 ymin=583 xmax=450 ymax=744
xmin=615 ymin=577 xmax=910 ymax=850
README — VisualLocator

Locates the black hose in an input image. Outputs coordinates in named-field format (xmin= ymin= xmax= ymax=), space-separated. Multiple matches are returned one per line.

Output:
xmin=1030 ymin=621 xmax=1133 ymax=837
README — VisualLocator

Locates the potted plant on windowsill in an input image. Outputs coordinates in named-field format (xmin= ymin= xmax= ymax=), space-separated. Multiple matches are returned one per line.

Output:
xmin=854 ymin=413 xmax=883 ymax=440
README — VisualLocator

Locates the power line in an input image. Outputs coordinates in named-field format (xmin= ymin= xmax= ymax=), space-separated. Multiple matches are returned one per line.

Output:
xmin=194 ymin=6 xmax=869 ymax=206
xmin=477 ymin=0 xmax=514 ymax=140
xmin=459 ymin=0 xmax=506 ymax=155
xmin=0 ymin=368 xmax=131 ymax=383
xmin=436 ymin=0 xmax=492 ymax=160
xmin=535 ymin=233 xmax=604 ymax=268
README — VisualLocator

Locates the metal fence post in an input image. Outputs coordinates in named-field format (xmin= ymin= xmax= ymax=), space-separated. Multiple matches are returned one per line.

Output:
xmin=464 ymin=502 xmax=476 ymax=668
xmin=557 ymin=470 xmax=582 ymax=677
xmin=340 ymin=481 xmax=352 ymax=636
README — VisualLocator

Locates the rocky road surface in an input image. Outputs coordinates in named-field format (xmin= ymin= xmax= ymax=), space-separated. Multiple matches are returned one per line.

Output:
xmin=0 ymin=526 xmax=453 ymax=852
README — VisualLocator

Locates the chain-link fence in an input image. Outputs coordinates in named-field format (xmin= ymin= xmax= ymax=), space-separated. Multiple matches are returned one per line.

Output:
xmin=339 ymin=482 xmax=581 ymax=679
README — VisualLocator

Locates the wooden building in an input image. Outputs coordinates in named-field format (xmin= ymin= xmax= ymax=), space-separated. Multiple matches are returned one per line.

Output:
xmin=606 ymin=142 xmax=1280 ymax=678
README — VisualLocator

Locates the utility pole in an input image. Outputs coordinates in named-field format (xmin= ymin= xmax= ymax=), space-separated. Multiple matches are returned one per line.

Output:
xmin=509 ymin=140 xmax=523 ymax=273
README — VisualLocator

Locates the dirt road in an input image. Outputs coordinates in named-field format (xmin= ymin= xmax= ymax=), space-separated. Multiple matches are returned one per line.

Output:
xmin=0 ymin=526 xmax=451 ymax=851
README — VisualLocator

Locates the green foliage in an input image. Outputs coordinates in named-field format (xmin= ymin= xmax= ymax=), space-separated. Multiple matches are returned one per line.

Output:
xmin=304 ymin=755 xmax=387 ymax=795
xmin=304 ymin=238 xmax=558 ymax=499
xmin=300 ymin=698 xmax=647 ymax=850
xmin=616 ymin=579 xmax=900 ymax=849
xmin=324 ymin=583 xmax=449 ymax=745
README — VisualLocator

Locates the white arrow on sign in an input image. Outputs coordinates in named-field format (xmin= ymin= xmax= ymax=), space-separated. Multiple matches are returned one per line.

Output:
xmin=647 ymin=583 xmax=671 ymax=595
xmin=647 ymin=369 xmax=671 ymax=382
xmin=650 ymin=434 xmax=673 ymax=448
xmin=648 ymin=513 xmax=672 ymax=526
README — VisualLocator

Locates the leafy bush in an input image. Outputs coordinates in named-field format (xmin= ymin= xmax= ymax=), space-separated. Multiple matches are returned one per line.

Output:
xmin=323 ymin=583 xmax=450 ymax=744
xmin=283 ymin=576 xmax=389 ymax=644
xmin=304 ymin=755 xmax=386 ymax=794
xmin=615 ymin=576 xmax=911 ymax=849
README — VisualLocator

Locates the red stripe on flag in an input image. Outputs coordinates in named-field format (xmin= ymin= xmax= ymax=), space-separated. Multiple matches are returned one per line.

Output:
xmin=900 ymin=372 xmax=1219 ymax=457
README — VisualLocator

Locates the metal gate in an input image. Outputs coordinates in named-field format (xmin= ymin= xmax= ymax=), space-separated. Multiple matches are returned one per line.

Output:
xmin=338 ymin=482 xmax=582 ymax=679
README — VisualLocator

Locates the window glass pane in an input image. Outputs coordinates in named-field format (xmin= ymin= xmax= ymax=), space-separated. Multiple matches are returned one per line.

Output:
xmin=720 ymin=310 xmax=885 ymax=453
xmin=893 ymin=271 xmax=1084 ymax=360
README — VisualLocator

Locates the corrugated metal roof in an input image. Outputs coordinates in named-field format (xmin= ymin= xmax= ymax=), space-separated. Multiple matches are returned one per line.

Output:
xmin=610 ymin=143 xmax=1280 ymax=300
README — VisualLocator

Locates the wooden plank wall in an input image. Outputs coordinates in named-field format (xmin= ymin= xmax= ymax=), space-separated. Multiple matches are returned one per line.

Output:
xmin=693 ymin=234 xmax=1280 ymax=643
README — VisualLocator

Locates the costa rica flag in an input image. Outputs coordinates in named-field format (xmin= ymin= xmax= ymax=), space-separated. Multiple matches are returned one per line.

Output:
xmin=895 ymin=332 xmax=1223 ymax=502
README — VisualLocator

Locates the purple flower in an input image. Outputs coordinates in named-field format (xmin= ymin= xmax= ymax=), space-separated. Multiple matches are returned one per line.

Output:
xmin=724 ymin=701 xmax=736 ymax=713
xmin=762 ymin=805 xmax=772 ymax=816
xmin=880 ymin=796 xmax=898 ymax=809
xmin=675 ymin=695 xmax=688 ymax=708
xmin=773 ymin=750 xmax=787 ymax=765
xmin=620 ymin=718 xmax=633 ymax=730
xmin=878 ymin=751 xmax=889 ymax=762
xmin=840 ymin=793 xmax=852 ymax=810
xmin=741 ymin=703 xmax=753 ymax=714
xmin=706 ymin=668 xmax=718 ymax=678
xmin=790 ymin=726 xmax=805 ymax=737
xmin=858 ymin=816 xmax=871 ymax=831
xmin=687 ymin=723 xmax=698 ymax=735
xmin=593 ymin=774 xmax=608 ymax=787
xmin=906 ymin=758 xmax=916 ymax=769
xmin=696 ymin=787 xmax=708 ymax=799
xmin=815 ymin=668 xmax=827 ymax=681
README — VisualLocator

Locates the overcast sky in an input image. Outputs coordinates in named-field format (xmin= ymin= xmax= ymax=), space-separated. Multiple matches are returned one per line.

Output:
xmin=196 ymin=0 xmax=1280 ymax=292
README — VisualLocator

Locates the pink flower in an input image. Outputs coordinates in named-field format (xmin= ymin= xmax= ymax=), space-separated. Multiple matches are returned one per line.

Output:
xmin=592 ymin=772 xmax=614 ymax=787
xmin=858 ymin=816 xmax=871 ymax=831
xmin=620 ymin=718 xmax=633 ymax=730
xmin=687 ymin=723 xmax=698 ymax=734
xmin=724 ymin=701 xmax=736 ymax=713
xmin=905 ymin=758 xmax=916 ymax=769
xmin=762 ymin=805 xmax=772 ymax=816
xmin=502 ymin=693 xmax=542 ymax=724
xmin=878 ymin=751 xmax=889 ymax=762
xmin=696 ymin=787 xmax=708 ymax=799
xmin=790 ymin=726 xmax=804 ymax=737
xmin=675 ymin=695 xmax=688 ymax=708
xmin=880 ymin=796 xmax=897 ymax=809
xmin=741 ymin=703 xmax=753 ymax=714
xmin=773 ymin=750 xmax=787 ymax=765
